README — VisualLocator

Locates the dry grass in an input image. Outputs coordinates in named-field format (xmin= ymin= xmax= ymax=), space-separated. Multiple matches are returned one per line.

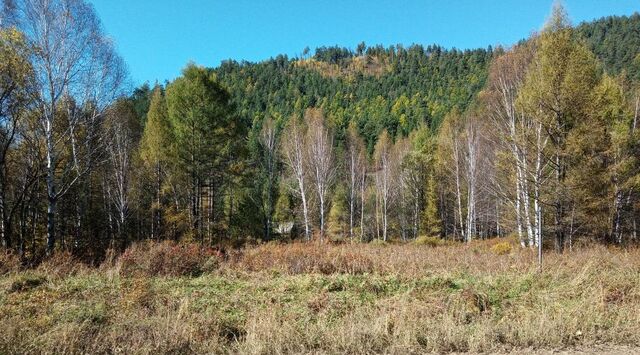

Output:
xmin=1 ymin=239 xmax=640 ymax=354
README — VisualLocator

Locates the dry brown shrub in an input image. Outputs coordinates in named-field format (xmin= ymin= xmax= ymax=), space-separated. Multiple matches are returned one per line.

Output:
xmin=37 ymin=251 xmax=88 ymax=278
xmin=119 ymin=277 xmax=155 ymax=311
xmin=0 ymin=251 xmax=21 ymax=275
xmin=229 ymin=242 xmax=375 ymax=275
xmin=225 ymin=239 xmax=638 ymax=279
xmin=115 ymin=240 xmax=222 ymax=277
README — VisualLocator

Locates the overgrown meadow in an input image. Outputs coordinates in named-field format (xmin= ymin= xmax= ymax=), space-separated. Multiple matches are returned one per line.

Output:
xmin=2 ymin=240 xmax=639 ymax=354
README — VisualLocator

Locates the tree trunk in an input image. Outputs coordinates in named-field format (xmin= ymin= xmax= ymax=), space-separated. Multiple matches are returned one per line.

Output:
xmin=46 ymin=194 xmax=56 ymax=255
xmin=301 ymin=187 xmax=310 ymax=241
xmin=554 ymin=153 xmax=565 ymax=253
xmin=360 ymin=167 xmax=366 ymax=241
xmin=319 ymin=195 xmax=325 ymax=241
xmin=0 ymin=179 xmax=9 ymax=249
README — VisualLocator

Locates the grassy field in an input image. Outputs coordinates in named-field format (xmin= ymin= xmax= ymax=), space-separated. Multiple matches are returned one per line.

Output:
xmin=1 ymin=239 xmax=640 ymax=354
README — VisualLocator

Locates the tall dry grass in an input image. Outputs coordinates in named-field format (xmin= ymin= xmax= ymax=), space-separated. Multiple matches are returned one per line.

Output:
xmin=1 ymin=239 xmax=639 ymax=354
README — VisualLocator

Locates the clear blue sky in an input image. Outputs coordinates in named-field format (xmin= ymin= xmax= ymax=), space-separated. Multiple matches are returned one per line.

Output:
xmin=88 ymin=0 xmax=639 ymax=85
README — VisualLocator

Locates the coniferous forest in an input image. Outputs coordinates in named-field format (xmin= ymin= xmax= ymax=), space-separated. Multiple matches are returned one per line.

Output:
xmin=2 ymin=1 xmax=640 ymax=353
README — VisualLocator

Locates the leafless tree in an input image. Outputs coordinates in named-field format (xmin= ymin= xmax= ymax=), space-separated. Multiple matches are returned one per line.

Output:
xmin=374 ymin=130 xmax=393 ymax=241
xmin=484 ymin=43 xmax=543 ymax=247
xmin=345 ymin=123 xmax=366 ymax=241
xmin=394 ymin=137 xmax=412 ymax=240
xmin=104 ymin=100 xmax=139 ymax=247
xmin=305 ymin=108 xmax=336 ymax=241
xmin=281 ymin=116 xmax=311 ymax=240
xmin=258 ymin=116 xmax=278 ymax=240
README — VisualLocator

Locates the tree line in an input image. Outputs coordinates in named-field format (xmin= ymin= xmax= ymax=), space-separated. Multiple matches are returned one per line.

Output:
xmin=1 ymin=0 xmax=639 ymax=262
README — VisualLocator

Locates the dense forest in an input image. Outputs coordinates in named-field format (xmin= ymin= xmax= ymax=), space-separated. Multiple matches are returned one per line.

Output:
xmin=1 ymin=0 xmax=639 ymax=263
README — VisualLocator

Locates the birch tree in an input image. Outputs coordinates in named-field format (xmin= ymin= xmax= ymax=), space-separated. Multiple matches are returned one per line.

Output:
xmin=104 ymin=99 xmax=140 ymax=247
xmin=305 ymin=108 xmax=335 ymax=241
xmin=373 ymin=130 xmax=393 ymax=241
xmin=345 ymin=123 xmax=366 ymax=241
xmin=258 ymin=116 xmax=279 ymax=240
xmin=517 ymin=4 xmax=600 ymax=252
xmin=484 ymin=43 xmax=538 ymax=247
xmin=281 ymin=116 xmax=311 ymax=240
xmin=14 ymin=0 xmax=125 ymax=254
xmin=462 ymin=115 xmax=480 ymax=242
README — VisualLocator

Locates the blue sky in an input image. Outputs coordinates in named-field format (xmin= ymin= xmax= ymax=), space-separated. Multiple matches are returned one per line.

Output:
xmin=88 ymin=0 xmax=639 ymax=85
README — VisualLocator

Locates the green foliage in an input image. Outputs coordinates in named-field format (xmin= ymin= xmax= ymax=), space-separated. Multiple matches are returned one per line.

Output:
xmin=490 ymin=242 xmax=513 ymax=255
xmin=139 ymin=86 xmax=172 ymax=168
xmin=577 ymin=13 xmax=640 ymax=81
xmin=414 ymin=235 xmax=446 ymax=247
xmin=422 ymin=173 xmax=441 ymax=237
xmin=129 ymin=82 xmax=153 ymax=126
xmin=215 ymin=44 xmax=494 ymax=153
xmin=8 ymin=273 xmax=47 ymax=293
xmin=164 ymin=64 xmax=249 ymax=240
xmin=274 ymin=188 xmax=293 ymax=225
xmin=166 ymin=64 xmax=239 ymax=177
xmin=328 ymin=184 xmax=348 ymax=239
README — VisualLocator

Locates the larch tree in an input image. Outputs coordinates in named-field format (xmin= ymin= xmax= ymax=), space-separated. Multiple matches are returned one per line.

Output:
xmin=0 ymin=27 xmax=34 ymax=249
xmin=573 ymin=75 xmax=626 ymax=243
xmin=166 ymin=63 xmax=239 ymax=242
xmin=422 ymin=172 xmax=441 ymax=238
xmin=139 ymin=86 xmax=173 ymax=240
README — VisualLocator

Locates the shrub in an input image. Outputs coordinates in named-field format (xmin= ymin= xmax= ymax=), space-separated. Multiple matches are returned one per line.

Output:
xmin=415 ymin=236 xmax=445 ymax=247
xmin=8 ymin=272 xmax=47 ymax=292
xmin=490 ymin=241 xmax=513 ymax=255
xmin=369 ymin=238 xmax=388 ymax=246
xmin=0 ymin=252 xmax=21 ymax=275
xmin=320 ymin=250 xmax=374 ymax=274
xmin=116 ymin=241 xmax=221 ymax=277
xmin=119 ymin=277 xmax=155 ymax=310
xmin=234 ymin=242 xmax=375 ymax=275
xmin=38 ymin=251 xmax=87 ymax=278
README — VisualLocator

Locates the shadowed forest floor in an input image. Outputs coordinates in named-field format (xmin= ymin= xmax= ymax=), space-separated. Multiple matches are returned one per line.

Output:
xmin=1 ymin=239 xmax=639 ymax=354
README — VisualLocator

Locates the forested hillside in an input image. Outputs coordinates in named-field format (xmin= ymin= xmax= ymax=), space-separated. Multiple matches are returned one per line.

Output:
xmin=210 ymin=12 xmax=640 ymax=151
xmin=216 ymin=45 xmax=494 ymax=151
xmin=578 ymin=12 xmax=640 ymax=80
